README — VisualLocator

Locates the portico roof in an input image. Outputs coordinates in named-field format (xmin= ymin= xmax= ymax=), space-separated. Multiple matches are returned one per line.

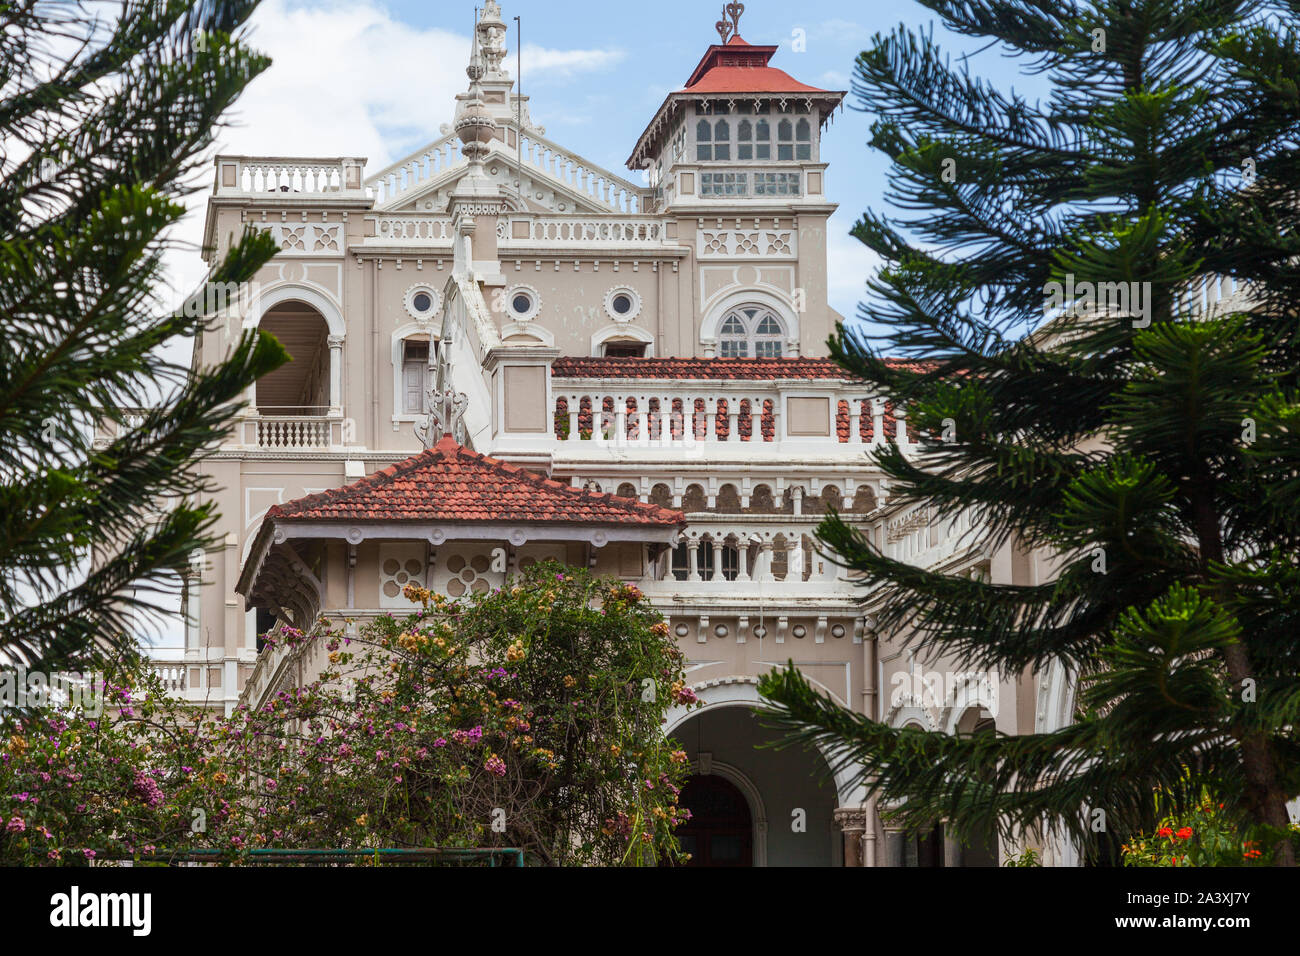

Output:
xmin=267 ymin=434 xmax=684 ymax=526
xmin=237 ymin=435 xmax=685 ymax=605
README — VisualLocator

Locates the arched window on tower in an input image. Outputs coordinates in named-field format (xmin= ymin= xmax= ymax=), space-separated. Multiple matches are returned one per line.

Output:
xmin=696 ymin=119 xmax=712 ymax=161
xmin=777 ymin=118 xmax=794 ymax=160
xmin=796 ymin=118 xmax=812 ymax=160
xmin=713 ymin=120 xmax=730 ymax=160
xmin=718 ymin=306 xmax=786 ymax=358
xmin=738 ymin=120 xmax=753 ymax=160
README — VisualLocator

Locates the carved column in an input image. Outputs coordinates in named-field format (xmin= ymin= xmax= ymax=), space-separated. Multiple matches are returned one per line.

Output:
xmin=327 ymin=334 xmax=345 ymax=415
xmin=834 ymin=807 xmax=869 ymax=868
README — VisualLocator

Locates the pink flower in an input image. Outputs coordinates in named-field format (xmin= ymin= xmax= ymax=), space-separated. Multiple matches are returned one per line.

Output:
xmin=485 ymin=754 xmax=507 ymax=777
xmin=82 ymin=849 xmax=95 ymax=859
xmin=5 ymin=815 xmax=25 ymax=833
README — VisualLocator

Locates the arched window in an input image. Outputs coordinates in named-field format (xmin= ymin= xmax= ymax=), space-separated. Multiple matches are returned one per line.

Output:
xmin=796 ymin=118 xmax=812 ymax=160
xmin=696 ymin=119 xmax=712 ymax=161
xmin=718 ymin=306 xmax=786 ymax=358
xmin=777 ymin=119 xmax=794 ymax=160
xmin=719 ymin=315 xmax=748 ymax=357
xmin=755 ymin=119 xmax=771 ymax=159
xmin=738 ymin=120 xmax=754 ymax=160
xmin=713 ymin=120 xmax=730 ymax=160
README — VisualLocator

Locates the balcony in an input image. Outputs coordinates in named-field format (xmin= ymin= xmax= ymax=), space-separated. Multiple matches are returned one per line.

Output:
xmin=213 ymin=155 xmax=369 ymax=198
xmin=544 ymin=383 xmax=905 ymax=463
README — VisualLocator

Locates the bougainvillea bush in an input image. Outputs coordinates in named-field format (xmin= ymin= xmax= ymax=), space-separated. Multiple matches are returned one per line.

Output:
xmin=0 ymin=563 xmax=699 ymax=866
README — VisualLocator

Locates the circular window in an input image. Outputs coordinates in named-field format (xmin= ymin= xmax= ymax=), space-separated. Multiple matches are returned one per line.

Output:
xmin=603 ymin=287 xmax=642 ymax=322
xmin=503 ymin=285 xmax=541 ymax=322
xmin=404 ymin=285 xmax=441 ymax=321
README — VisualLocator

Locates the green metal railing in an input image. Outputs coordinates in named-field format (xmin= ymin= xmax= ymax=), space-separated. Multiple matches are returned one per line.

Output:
xmin=83 ymin=847 xmax=525 ymax=867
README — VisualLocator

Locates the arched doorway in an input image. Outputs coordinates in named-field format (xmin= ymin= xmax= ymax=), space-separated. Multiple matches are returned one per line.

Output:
xmin=676 ymin=774 xmax=753 ymax=867
xmin=256 ymin=303 xmax=330 ymax=415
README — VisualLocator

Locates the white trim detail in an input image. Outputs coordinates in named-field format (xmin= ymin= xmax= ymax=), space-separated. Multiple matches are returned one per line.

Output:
xmin=403 ymin=283 xmax=442 ymax=321
xmin=700 ymin=289 xmax=800 ymax=358
xmin=391 ymin=324 xmax=437 ymax=423
xmin=590 ymin=323 xmax=654 ymax=356
xmin=603 ymin=286 xmax=642 ymax=322
xmin=244 ymin=282 xmax=346 ymax=338
xmin=502 ymin=321 xmax=555 ymax=347
xmin=664 ymin=676 xmax=863 ymax=805
xmin=503 ymin=283 xmax=542 ymax=322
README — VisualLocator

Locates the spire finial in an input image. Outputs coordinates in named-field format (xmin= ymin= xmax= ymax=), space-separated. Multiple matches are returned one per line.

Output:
xmin=466 ymin=8 xmax=485 ymax=85
xmin=715 ymin=2 xmax=744 ymax=43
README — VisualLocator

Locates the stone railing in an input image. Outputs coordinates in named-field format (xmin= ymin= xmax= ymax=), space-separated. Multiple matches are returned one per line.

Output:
xmin=366 ymin=134 xmax=465 ymax=207
xmin=214 ymin=156 xmax=368 ymax=198
xmin=499 ymin=215 xmax=673 ymax=247
xmin=1181 ymin=274 xmax=1248 ymax=318
xmin=91 ymin=406 xmax=154 ymax=449
xmin=518 ymin=133 xmax=645 ymax=214
xmin=366 ymin=214 xmax=455 ymax=244
xmin=148 ymin=661 xmax=186 ymax=696
xmin=255 ymin=416 xmax=334 ymax=450
xmin=650 ymin=518 xmax=838 ymax=586
xmin=884 ymin=501 xmax=979 ymax=568
xmin=229 ymin=414 xmax=343 ymax=450
xmin=550 ymin=387 xmax=902 ymax=450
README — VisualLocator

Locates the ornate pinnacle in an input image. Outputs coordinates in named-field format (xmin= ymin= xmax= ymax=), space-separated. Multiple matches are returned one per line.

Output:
xmin=715 ymin=2 xmax=744 ymax=43
xmin=416 ymin=386 xmax=469 ymax=448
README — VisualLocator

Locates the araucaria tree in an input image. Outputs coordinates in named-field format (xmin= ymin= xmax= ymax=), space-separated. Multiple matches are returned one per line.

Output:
xmin=0 ymin=1 xmax=284 ymax=674
xmin=759 ymin=0 xmax=1300 ymax=864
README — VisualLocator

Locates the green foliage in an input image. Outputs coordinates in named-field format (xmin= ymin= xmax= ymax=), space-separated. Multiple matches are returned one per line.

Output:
xmin=1121 ymin=788 xmax=1293 ymax=866
xmin=0 ymin=1 xmax=286 ymax=674
xmin=0 ymin=564 xmax=697 ymax=866
xmin=761 ymin=0 xmax=1300 ymax=864
xmin=1003 ymin=847 xmax=1042 ymax=867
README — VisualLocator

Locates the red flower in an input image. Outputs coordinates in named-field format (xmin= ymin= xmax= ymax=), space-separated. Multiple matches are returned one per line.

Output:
xmin=1175 ymin=827 xmax=1193 ymax=840
xmin=1156 ymin=827 xmax=1173 ymax=838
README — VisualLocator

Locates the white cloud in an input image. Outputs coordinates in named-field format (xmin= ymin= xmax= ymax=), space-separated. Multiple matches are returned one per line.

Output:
xmin=159 ymin=0 xmax=621 ymax=311
xmin=522 ymin=44 xmax=624 ymax=77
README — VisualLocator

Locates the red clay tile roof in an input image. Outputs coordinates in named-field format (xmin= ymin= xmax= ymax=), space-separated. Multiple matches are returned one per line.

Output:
xmin=681 ymin=37 xmax=833 ymax=95
xmin=551 ymin=356 xmax=928 ymax=380
xmin=627 ymin=33 xmax=845 ymax=168
xmin=267 ymin=435 xmax=684 ymax=526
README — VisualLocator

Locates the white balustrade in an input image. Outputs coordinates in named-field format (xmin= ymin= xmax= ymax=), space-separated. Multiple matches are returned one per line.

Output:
xmin=215 ymin=157 xmax=367 ymax=196
xmin=552 ymin=389 xmax=887 ymax=448
xmin=148 ymin=662 xmax=186 ymax=695
xmin=1182 ymin=273 xmax=1246 ymax=318
xmin=502 ymin=216 xmax=670 ymax=245
xmin=254 ymin=416 xmax=335 ymax=449
xmin=367 ymin=137 xmax=466 ymax=205
xmin=519 ymin=134 xmax=642 ymax=213
xmin=368 ymin=215 xmax=455 ymax=243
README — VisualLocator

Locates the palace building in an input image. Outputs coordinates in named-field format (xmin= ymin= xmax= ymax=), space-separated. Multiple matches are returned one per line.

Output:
xmin=132 ymin=2 xmax=1086 ymax=866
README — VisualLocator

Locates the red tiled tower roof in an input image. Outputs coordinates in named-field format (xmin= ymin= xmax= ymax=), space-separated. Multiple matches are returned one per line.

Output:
xmin=680 ymin=35 xmax=831 ymax=95
xmin=627 ymin=22 xmax=845 ymax=169
xmin=268 ymin=435 xmax=684 ymax=526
